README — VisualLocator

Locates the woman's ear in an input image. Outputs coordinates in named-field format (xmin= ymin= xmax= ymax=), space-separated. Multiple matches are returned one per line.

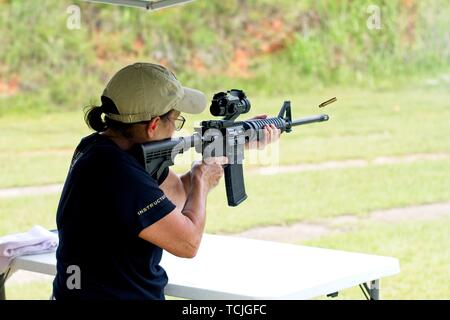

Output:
xmin=146 ymin=116 xmax=160 ymax=138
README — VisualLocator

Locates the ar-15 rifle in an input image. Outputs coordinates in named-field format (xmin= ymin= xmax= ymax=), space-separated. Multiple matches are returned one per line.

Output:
xmin=132 ymin=89 xmax=334 ymax=206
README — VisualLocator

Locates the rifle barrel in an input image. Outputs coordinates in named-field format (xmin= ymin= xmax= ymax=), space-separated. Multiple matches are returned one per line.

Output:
xmin=290 ymin=114 xmax=329 ymax=127
xmin=243 ymin=114 xmax=329 ymax=133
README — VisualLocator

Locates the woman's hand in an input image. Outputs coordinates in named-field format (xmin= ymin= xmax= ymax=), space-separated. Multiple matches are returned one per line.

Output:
xmin=246 ymin=115 xmax=281 ymax=150
xmin=190 ymin=156 xmax=228 ymax=193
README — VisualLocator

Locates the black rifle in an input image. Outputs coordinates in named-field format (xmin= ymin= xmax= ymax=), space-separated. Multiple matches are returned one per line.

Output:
xmin=132 ymin=89 xmax=332 ymax=206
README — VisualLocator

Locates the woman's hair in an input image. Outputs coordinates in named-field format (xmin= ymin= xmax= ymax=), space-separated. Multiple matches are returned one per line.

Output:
xmin=84 ymin=96 xmax=171 ymax=139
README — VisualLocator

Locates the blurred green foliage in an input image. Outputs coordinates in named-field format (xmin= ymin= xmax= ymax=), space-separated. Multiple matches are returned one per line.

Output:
xmin=0 ymin=0 xmax=449 ymax=114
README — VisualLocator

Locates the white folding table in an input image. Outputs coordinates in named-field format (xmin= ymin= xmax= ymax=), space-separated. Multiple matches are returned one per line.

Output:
xmin=3 ymin=234 xmax=400 ymax=300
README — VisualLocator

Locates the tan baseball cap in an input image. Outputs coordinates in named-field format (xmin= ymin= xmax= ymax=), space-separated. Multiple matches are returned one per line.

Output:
xmin=102 ymin=62 xmax=207 ymax=123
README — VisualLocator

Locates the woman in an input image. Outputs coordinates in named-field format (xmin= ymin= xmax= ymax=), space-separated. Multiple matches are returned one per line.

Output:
xmin=52 ymin=62 xmax=279 ymax=299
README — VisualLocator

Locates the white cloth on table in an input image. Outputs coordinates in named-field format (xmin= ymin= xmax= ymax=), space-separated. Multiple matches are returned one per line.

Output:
xmin=0 ymin=226 xmax=58 ymax=274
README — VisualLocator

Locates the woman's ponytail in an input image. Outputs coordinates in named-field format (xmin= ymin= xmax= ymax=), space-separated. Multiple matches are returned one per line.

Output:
xmin=84 ymin=105 xmax=107 ymax=132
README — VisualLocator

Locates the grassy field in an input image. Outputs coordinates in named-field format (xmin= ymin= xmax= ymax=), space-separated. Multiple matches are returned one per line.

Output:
xmin=1 ymin=86 xmax=450 ymax=299
xmin=1 ymin=86 xmax=450 ymax=188
xmin=305 ymin=217 xmax=450 ymax=299
xmin=2 ymin=157 xmax=450 ymax=236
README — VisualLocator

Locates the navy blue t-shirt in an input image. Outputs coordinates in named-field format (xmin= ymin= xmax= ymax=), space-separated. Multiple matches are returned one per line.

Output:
xmin=52 ymin=133 xmax=176 ymax=300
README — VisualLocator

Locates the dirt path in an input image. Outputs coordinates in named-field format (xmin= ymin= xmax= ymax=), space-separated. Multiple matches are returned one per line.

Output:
xmin=0 ymin=184 xmax=63 ymax=198
xmin=1 ymin=152 xmax=448 ymax=198
xmin=249 ymin=153 xmax=449 ymax=175
xmin=235 ymin=202 xmax=450 ymax=243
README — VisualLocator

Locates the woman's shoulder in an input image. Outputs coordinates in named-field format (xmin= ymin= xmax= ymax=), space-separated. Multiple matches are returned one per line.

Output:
xmin=71 ymin=133 xmax=121 ymax=167
xmin=72 ymin=133 xmax=151 ymax=179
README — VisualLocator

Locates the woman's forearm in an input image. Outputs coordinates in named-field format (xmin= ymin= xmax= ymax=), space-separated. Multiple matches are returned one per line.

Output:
xmin=180 ymin=171 xmax=192 ymax=196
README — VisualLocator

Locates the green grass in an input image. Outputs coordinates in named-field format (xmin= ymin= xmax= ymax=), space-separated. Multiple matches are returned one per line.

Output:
xmin=5 ymin=280 xmax=53 ymax=300
xmin=0 ymin=153 xmax=72 ymax=188
xmin=205 ymin=158 xmax=450 ymax=233
xmin=0 ymin=194 xmax=58 ymax=235
xmin=0 ymin=110 xmax=90 ymax=187
xmin=0 ymin=110 xmax=89 ymax=153
xmin=2 ymin=158 xmax=450 ymax=237
xmin=1 ymin=88 xmax=450 ymax=188
xmin=304 ymin=217 xmax=450 ymax=300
